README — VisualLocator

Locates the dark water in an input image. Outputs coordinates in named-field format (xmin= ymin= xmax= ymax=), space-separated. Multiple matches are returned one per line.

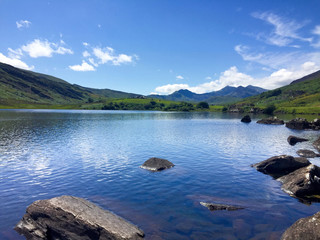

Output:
xmin=1 ymin=110 xmax=320 ymax=240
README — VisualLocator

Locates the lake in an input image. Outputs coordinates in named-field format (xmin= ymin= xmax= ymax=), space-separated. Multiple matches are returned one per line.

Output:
xmin=1 ymin=110 xmax=320 ymax=240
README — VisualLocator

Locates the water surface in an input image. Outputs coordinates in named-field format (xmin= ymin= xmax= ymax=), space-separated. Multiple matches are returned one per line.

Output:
xmin=1 ymin=110 xmax=320 ymax=239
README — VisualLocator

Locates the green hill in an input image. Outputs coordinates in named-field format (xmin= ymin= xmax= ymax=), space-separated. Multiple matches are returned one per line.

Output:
xmin=0 ymin=62 xmax=142 ymax=108
xmin=230 ymin=70 xmax=320 ymax=114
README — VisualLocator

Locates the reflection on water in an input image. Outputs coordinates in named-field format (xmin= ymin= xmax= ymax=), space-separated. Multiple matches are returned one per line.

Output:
xmin=0 ymin=110 xmax=320 ymax=239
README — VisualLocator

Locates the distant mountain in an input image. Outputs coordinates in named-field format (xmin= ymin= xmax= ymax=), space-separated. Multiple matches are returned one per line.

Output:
xmin=0 ymin=62 xmax=142 ymax=105
xmin=231 ymin=69 xmax=320 ymax=114
xmin=149 ymin=85 xmax=266 ymax=104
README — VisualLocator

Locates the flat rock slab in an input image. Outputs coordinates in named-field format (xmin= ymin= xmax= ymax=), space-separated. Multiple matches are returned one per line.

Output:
xmin=140 ymin=157 xmax=174 ymax=171
xmin=278 ymin=164 xmax=320 ymax=198
xmin=200 ymin=202 xmax=244 ymax=211
xmin=297 ymin=149 xmax=320 ymax=158
xmin=285 ymin=118 xmax=311 ymax=130
xmin=256 ymin=117 xmax=284 ymax=125
xmin=241 ymin=115 xmax=251 ymax=123
xmin=252 ymin=155 xmax=310 ymax=178
xmin=287 ymin=136 xmax=308 ymax=146
xmin=15 ymin=195 xmax=144 ymax=240
xmin=281 ymin=211 xmax=320 ymax=240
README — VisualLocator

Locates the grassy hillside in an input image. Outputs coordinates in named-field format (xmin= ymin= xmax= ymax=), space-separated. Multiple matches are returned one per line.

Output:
xmin=230 ymin=70 xmax=320 ymax=114
xmin=0 ymin=62 xmax=141 ymax=107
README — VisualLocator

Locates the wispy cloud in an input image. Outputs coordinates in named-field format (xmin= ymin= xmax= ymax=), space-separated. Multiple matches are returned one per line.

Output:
xmin=16 ymin=20 xmax=31 ymax=29
xmin=311 ymin=25 xmax=320 ymax=48
xmin=69 ymin=61 xmax=95 ymax=72
xmin=21 ymin=39 xmax=73 ymax=58
xmin=176 ymin=75 xmax=184 ymax=80
xmin=251 ymin=12 xmax=312 ymax=47
xmin=70 ymin=44 xmax=137 ymax=72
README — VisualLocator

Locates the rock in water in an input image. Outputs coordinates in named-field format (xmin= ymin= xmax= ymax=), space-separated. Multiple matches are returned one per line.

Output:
xmin=281 ymin=211 xmax=320 ymax=240
xmin=256 ymin=116 xmax=284 ymax=125
xmin=241 ymin=115 xmax=251 ymax=123
xmin=251 ymin=155 xmax=310 ymax=178
xmin=313 ymin=137 xmax=320 ymax=153
xmin=296 ymin=149 xmax=320 ymax=158
xmin=285 ymin=118 xmax=310 ymax=130
xmin=200 ymin=202 xmax=244 ymax=211
xmin=15 ymin=195 xmax=144 ymax=240
xmin=140 ymin=157 xmax=174 ymax=171
xmin=278 ymin=164 xmax=320 ymax=198
xmin=287 ymin=135 xmax=308 ymax=146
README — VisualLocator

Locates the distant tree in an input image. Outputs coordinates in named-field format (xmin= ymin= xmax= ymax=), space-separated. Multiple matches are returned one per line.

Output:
xmin=196 ymin=101 xmax=209 ymax=109
xmin=263 ymin=104 xmax=276 ymax=115
xmin=87 ymin=97 xmax=94 ymax=103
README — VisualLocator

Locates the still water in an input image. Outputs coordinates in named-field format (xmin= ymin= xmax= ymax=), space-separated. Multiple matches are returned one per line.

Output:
xmin=1 ymin=110 xmax=320 ymax=239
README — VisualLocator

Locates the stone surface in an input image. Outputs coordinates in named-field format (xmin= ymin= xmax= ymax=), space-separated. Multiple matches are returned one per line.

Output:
xmin=296 ymin=149 xmax=320 ymax=158
xmin=313 ymin=137 xmax=320 ymax=153
xmin=278 ymin=164 xmax=320 ymax=198
xmin=140 ymin=157 xmax=174 ymax=171
xmin=200 ymin=202 xmax=244 ymax=211
xmin=15 ymin=195 xmax=144 ymax=240
xmin=281 ymin=211 xmax=320 ymax=240
xmin=251 ymin=155 xmax=310 ymax=178
xmin=285 ymin=118 xmax=311 ymax=130
xmin=287 ymin=135 xmax=308 ymax=146
xmin=241 ymin=115 xmax=251 ymax=123
xmin=256 ymin=116 xmax=284 ymax=125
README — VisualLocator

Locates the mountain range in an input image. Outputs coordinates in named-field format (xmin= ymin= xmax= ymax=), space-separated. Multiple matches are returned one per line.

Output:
xmin=149 ymin=85 xmax=266 ymax=104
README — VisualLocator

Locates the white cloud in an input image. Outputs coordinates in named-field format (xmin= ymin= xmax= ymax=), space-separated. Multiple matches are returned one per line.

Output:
xmin=82 ymin=51 xmax=90 ymax=58
xmin=252 ymin=12 xmax=312 ymax=47
xmin=113 ymin=54 xmax=132 ymax=65
xmin=8 ymin=48 xmax=23 ymax=59
xmin=313 ymin=25 xmax=320 ymax=35
xmin=176 ymin=75 xmax=184 ymax=80
xmin=152 ymin=62 xmax=320 ymax=95
xmin=21 ymin=39 xmax=73 ymax=58
xmin=90 ymin=46 xmax=136 ymax=66
xmin=311 ymin=25 xmax=320 ymax=48
xmin=0 ymin=52 xmax=34 ymax=70
xmin=69 ymin=61 xmax=95 ymax=71
xmin=93 ymin=47 xmax=114 ymax=64
xmin=16 ymin=20 xmax=31 ymax=29
xmin=83 ymin=42 xmax=89 ymax=47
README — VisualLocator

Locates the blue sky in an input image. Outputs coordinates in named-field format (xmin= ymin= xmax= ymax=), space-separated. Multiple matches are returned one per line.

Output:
xmin=0 ymin=0 xmax=320 ymax=95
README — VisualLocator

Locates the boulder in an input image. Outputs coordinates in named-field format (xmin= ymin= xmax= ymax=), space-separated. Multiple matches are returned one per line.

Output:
xmin=278 ymin=164 xmax=320 ymax=198
xmin=313 ymin=137 xmax=320 ymax=153
xmin=140 ymin=157 xmax=174 ymax=171
xmin=241 ymin=115 xmax=251 ymax=123
xmin=287 ymin=135 xmax=308 ymax=146
xmin=296 ymin=149 xmax=320 ymax=158
xmin=310 ymin=119 xmax=320 ymax=130
xmin=281 ymin=211 xmax=320 ymax=240
xmin=15 ymin=195 xmax=144 ymax=240
xmin=251 ymin=155 xmax=310 ymax=178
xmin=285 ymin=118 xmax=310 ymax=130
xmin=256 ymin=116 xmax=284 ymax=125
xmin=200 ymin=202 xmax=244 ymax=211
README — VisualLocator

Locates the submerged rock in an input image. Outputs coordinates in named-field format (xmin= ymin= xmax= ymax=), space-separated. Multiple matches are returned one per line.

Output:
xmin=287 ymin=135 xmax=308 ymax=146
xmin=297 ymin=149 xmax=320 ymax=158
xmin=278 ymin=164 xmax=320 ymax=198
xmin=241 ymin=115 xmax=251 ymax=123
xmin=15 ymin=195 xmax=144 ymax=240
xmin=256 ymin=116 xmax=284 ymax=125
xmin=285 ymin=118 xmax=311 ymax=130
xmin=140 ymin=157 xmax=174 ymax=171
xmin=281 ymin=211 xmax=320 ymax=240
xmin=252 ymin=155 xmax=310 ymax=178
xmin=313 ymin=137 xmax=320 ymax=153
xmin=200 ymin=202 xmax=244 ymax=211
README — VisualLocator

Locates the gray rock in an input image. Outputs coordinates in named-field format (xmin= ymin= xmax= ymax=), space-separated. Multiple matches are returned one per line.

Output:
xmin=241 ymin=115 xmax=251 ymax=123
xmin=285 ymin=118 xmax=311 ymax=130
xmin=251 ymin=155 xmax=310 ymax=178
xmin=297 ymin=149 xmax=320 ymax=158
xmin=200 ymin=202 xmax=244 ymax=211
xmin=313 ymin=137 xmax=320 ymax=153
xmin=256 ymin=116 xmax=284 ymax=125
xmin=281 ymin=211 xmax=320 ymax=240
xmin=140 ymin=157 xmax=174 ymax=172
xmin=15 ymin=195 xmax=144 ymax=240
xmin=278 ymin=164 xmax=320 ymax=198
xmin=287 ymin=135 xmax=308 ymax=146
